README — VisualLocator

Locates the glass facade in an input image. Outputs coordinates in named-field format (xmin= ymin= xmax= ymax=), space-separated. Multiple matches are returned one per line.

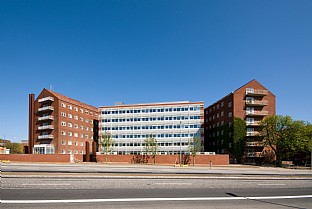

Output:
xmin=99 ymin=102 xmax=204 ymax=155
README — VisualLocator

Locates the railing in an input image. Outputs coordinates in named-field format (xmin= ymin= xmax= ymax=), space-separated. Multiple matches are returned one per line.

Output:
xmin=246 ymin=142 xmax=263 ymax=147
xmin=38 ymin=96 xmax=54 ymax=103
xmin=246 ymin=111 xmax=268 ymax=116
xmin=38 ymin=125 xmax=54 ymax=130
xmin=246 ymin=89 xmax=268 ymax=96
xmin=38 ymin=135 xmax=54 ymax=139
xmin=38 ymin=106 xmax=54 ymax=112
xmin=246 ymin=121 xmax=261 ymax=126
xmin=245 ymin=100 xmax=268 ymax=106
xmin=38 ymin=115 xmax=54 ymax=121
xmin=246 ymin=152 xmax=263 ymax=157
xmin=246 ymin=131 xmax=260 ymax=136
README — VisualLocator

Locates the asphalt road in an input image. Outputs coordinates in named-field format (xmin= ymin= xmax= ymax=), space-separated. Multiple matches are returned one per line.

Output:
xmin=2 ymin=163 xmax=312 ymax=209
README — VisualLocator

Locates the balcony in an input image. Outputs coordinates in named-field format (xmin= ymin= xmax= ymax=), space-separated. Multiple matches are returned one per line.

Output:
xmin=245 ymin=100 xmax=268 ymax=106
xmin=246 ymin=121 xmax=261 ymax=126
xmin=246 ymin=131 xmax=260 ymax=136
xmin=38 ymin=106 xmax=54 ymax=112
xmin=246 ymin=111 xmax=268 ymax=116
xmin=246 ymin=89 xmax=268 ymax=96
xmin=38 ymin=96 xmax=54 ymax=103
xmin=38 ymin=125 xmax=54 ymax=130
xmin=38 ymin=115 xmax=54 ymax=121
xmin=246 ymin=142 xmax=263 ymax=147
xmin=246 ymin=152 xmax=263 ymax=157
xmin=38 ymin=135 xmax=54 ymax=140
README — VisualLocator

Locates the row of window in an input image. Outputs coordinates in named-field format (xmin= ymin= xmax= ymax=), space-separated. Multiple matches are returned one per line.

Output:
xmin=61 ymin=103 xmax=97 ymax=116
xmin=61 ymin=122 xmax=93 ymax=131
xmin=110 ymin=141 xmax=191 ymax=147
xmin=206 ymin=112 xmax=232 ymax=122
xmin=109 ymin=133 xmax=201 ymax=139
xmin=102 ymin=124 xmax=201 ymax=131
xmin=61 ymin=112 xmax=94 ymax=124
xmin=206 ymin=121 xmax=232 ymax=130
xmin=102 ymin=106 xmax=201 ymax=115
xmin=61 ymin=131 xmax=93 ymax=139
xmin=206 ymin=101 xmax=232 ymax=114
xmin=102 ymin=115 xmax=201 ymax=123
xmin=61 ymin=149 xmax=84 ymax=154
xmin=61 ymin=140 xmax=84 ymax=146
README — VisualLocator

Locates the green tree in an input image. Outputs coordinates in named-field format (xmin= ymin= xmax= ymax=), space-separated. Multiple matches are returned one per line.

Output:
xmin=144 ymin=136 xmax=158 ymax=164
xmin=5 ymin=142 xmax=23 ymax=154
xmin=99 ymin=131 xmax=115 ymax=163
xmin=232 ymin=118 xmax=247 ymax=163
xmin=188 ymin=136 xmax=202 ymax=166
xmin=260 ymin=115 xmax=311 ymax=166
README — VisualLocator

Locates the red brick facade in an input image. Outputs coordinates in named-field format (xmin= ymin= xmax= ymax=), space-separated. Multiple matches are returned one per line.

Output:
xmin=204 ymin=80 xmax=276 ymax=164
xmin=31 ymin=89 xmax=100 ymax=155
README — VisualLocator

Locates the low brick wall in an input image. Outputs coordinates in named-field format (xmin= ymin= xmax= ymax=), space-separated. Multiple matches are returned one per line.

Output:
xmin=96 ymin=154 xmax=229 ymax=165
xmin=0 ymin=154 xmax=83 ymax=163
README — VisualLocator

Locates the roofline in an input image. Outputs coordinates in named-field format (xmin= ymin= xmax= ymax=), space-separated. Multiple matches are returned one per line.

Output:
xmin=99 ymin=101 xmax=204 ymax=108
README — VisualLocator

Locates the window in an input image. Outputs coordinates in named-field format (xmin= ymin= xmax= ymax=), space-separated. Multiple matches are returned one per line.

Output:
xmin=221 ymin=102 xmax=224 ymax=107
xmin=86 ymin=127 xmax=89 ymax=131
xmin=68 ymin=150 xmax=72 ymax=154
xmin=68 ymin=132 xmax=72 ymax=137
xmin=61 ymin=122 xmax=66 ymax=126
xmin=80 ymin=109 xmax=84 ymax=113
xmin=74 ymin=133 xmax=78 ymax=138
xmin=217 ymin=104 xmax=220 ymax=109
xmin=221 ymin=111 xmax=224 ymax=117
xmin=68 ymin=141 xmax=72 ymax=145
xmin=80 ymin=134 xmax=84 ymax=138
xmin=228 ymin=112 xmax=232 ymax=118
xmin=68 ymin=114 xmax=72 ymax=119
xmin=61 ymin=103 xmax=66 ymax=108
xmin=80 ymin=142 xmax=83 ymax=146
xmin=217 ymin=113 xmax=219 ymax=118
xmin=74 ymin=115 xmax=78 ymax=120
xmin=74 ymin=124 xmax=78 ymax=129
xmin=228 ymin=102 xmax=232 ymax=108
xmin=74 ymin=142 xmax=78 ymax=146
xmin=80 ymin=150 xmax=84 ymax=154
xmin=62 ymin=131 xmax=66 ymax=136
xmin=61 ymin=150 xmax=66 ymax=154
xmin=80 ymin=117 xmax=83 ymax=121
xmin=85 ymin=135 xmax=89 ymax=139
xmin=80 ymin=126 xmax=84 ymax=130
xmin=85 ymin=110 xmax=89 ymax=114
xmin=68 ymin=123 xmax=72 ymax=128
xmin=61 ymin=140 xmax=66 ymax=145
xmin=85 ymin=119 xmax=89 ymax=123
xmin=74 ymin=107 xmax=78 ymax=112
xmin=68 ymin=105 xmax=72 ymax=110
xmin=61 ymin=112 xmax=66 ymax=117
xmin=74 ymin=150 xmax=78 ymax=154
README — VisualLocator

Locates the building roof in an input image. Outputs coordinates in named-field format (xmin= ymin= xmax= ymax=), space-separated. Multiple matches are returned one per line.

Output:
xmin=99 ymin=101 xmax=204 ymax=108
xmin=44 ymin=88 xmax=99 ymax=112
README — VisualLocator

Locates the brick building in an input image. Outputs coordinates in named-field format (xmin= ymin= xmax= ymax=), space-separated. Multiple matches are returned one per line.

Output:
xmin=204 ymin=80 xmax=276 ymax=164
xmin=29 ymin=89 xmax=99 ymax=154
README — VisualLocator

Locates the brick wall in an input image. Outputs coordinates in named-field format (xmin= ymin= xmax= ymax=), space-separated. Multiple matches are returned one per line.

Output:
xmin=96 ymin=154 xmax=229 ymax=165
xmin=0 ymin=154 xmax=83 ymax=163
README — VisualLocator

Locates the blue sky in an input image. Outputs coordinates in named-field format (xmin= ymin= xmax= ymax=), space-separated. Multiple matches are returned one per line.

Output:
xmin=1 ymin=0 xmax=312 ymax=142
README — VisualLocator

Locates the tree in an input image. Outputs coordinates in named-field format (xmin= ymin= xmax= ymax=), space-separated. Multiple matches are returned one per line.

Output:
xmin=188 ymin=136 xmax=202 ymax=166
xmin=144 ymin=136 xmax=158 ymax=164
xmin=5 ymin=142 xmax=23 ymax=154
xmin=232 ymin=118 xmax=247 ymax=163
xmin=260 ymin=115 xmax=311 ymax=166
xmin=99 ymin=131 xmax=115 ymax=163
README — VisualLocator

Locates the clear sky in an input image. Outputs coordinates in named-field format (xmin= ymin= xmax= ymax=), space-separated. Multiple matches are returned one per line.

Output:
xmin=1 ymin=0 xmax=312 ymax=142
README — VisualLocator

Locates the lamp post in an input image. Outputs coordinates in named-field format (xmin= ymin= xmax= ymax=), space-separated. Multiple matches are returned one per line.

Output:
xmin=180 ymin=121 xmax=182 ymax=167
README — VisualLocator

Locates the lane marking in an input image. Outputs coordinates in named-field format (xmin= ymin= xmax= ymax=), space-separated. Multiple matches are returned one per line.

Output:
xmin=154 ymin=183 xmax=192 ymax=185
xmin=21 ymin=184 xmax=71 ymax=186
xmin=2 ymin=195 xmax=312 ymax=204
xmin=257 ymin=184 xmax=286 ymax=186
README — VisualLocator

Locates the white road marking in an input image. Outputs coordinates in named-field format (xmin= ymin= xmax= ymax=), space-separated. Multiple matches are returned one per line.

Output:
xmin=154 ymin=183 xmax=192 ymax=185
xmin=21 ymin=184 xmax=71 ymax=186
xmin=257 ymin=184 xmax=286 ymax=186
xmin=2 ymin=195 xmax=312 ymax=204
